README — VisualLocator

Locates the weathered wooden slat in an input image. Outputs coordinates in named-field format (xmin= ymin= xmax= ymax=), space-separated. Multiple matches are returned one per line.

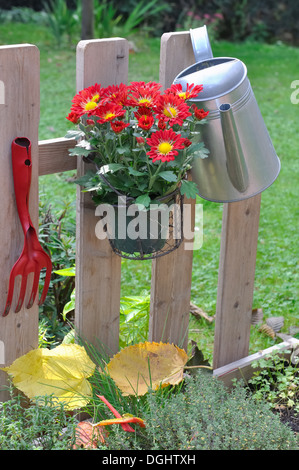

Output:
xmin=0 ymin=45 xmax=40 ymax=400
xmin=213 ymin=194 xmax=261 ymax=369
xmin=75 ymin=39 xmax=129 ymax=356
xmin=38 ymin=137 xmax=76 ymax=175
xmin=149 ymin=32 xmax=196 ymax=350
xmin=214 ymin=337 xmax=299 ymax=387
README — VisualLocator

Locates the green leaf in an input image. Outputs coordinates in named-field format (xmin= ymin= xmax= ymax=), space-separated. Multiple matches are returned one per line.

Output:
xmin=158 ymin=171 xmax=178 ymax=182
xmin=187 ymin=142 xmax=210 ymax=159
xmin=180 ymin=180 xmax=198 ymax=199
xmin=65 ymin=129 xmax=84 ymax=140
xmin=135 ymin=194 xmax=151 ymax=208
xmin=116 ymin=145 xmax=130 ymax=156
xmin=99 ymin=163 xmax=125 ymax=173
xmin=128 ymin=167 xmax=145 ymax=176
xmin=69 ymin=146 xmax=91 ymax=157
xmin=54 ymin=267 xmax=76 ymax=277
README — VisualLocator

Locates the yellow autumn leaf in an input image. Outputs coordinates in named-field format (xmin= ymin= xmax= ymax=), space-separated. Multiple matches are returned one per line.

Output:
xmin=2 ymin=343 xmax=96 ymax=410
xmin=106 ymin=341 xmax=188 ymax=396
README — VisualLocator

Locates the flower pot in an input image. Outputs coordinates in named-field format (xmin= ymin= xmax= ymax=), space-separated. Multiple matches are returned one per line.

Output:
xmin=104 ymin=190 xmax=183 ymax=260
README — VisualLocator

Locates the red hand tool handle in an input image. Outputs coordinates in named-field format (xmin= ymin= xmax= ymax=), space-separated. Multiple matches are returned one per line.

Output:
xmin=11 ymin=137 xmax=34 ymax=234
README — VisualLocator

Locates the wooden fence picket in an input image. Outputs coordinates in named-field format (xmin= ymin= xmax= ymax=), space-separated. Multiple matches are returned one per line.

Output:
xmin=0 ymin=45 xmax=40 ymax=400
xmin=74 ymin=39 xmax=129 ymax=356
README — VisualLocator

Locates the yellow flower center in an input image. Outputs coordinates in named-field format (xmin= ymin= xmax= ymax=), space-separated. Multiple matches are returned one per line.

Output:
xmin=91 ymin=93 xmax=100 ymax=102
xmin=158 ymin=141 xmax=172 ymax=154
xmin=178 ymin=92 xmax=187 ymax=100
xmin=163 ymin=106 xmax=177 ymax=118
xmin=105 ymin=112 xmax=115 ymax=120
xmin=85 ymin=101 xmax=98 ymax=111
xmin=139 ymin=98 xmax=151 ymax=105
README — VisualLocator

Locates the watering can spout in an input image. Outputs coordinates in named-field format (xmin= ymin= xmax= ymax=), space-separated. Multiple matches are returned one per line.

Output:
xmin=219 ymin=103 xmax=249 ymax=193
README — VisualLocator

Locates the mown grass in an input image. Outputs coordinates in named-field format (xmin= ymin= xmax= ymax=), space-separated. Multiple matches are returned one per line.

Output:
xmin=1 ymin=22 xmax=298 ymax=360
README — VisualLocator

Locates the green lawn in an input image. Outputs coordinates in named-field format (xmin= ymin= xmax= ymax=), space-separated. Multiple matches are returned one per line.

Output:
xmin=1 ymin=22 xmax=298 ymax=360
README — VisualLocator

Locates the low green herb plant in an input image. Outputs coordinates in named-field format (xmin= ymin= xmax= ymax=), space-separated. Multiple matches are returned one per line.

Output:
xmin=102 ymin=372 xmax=298 ymax=450
xmin=0 ymin=388 xmax=77 ymax=450
xmin=248 ymin=349 xmax=299 ymax=414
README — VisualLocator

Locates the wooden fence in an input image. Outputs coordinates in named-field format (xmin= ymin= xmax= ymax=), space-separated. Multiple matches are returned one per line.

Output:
xmin=0 ymin=33 xmax=296 ymax=401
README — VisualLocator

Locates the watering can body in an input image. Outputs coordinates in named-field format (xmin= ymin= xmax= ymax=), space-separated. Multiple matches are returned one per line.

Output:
xmin=174 ymin=30 xmax=280 ymax=203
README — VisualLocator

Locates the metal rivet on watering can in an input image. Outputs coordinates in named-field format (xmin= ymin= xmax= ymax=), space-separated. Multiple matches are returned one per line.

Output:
xmin=173 ymin=27 xmax=281 ymax=203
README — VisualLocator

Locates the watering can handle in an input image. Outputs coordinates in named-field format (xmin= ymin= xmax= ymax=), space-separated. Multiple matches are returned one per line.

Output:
xmin=190 ymin=26 xmax=213 ymax=62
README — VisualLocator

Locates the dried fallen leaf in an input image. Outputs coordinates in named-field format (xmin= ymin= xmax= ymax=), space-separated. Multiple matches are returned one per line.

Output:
xmin=1 ymin=344 xmax=96 ymax=410
xmin=106 ymin=341 xmax=188 ymax=396
xmin=73 ymin=421 xmax=106 ymax=449
xmin=259 ymin=323 xmax=276 ymax=339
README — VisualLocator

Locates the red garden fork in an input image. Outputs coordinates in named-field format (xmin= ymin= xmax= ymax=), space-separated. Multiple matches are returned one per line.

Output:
xmin=2 ymin=137 xmax=52 ymax=316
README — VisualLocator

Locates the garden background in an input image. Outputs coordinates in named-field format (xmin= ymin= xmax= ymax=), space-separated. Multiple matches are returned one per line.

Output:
xmin=0 ymin=0 xmax=298 ymax=362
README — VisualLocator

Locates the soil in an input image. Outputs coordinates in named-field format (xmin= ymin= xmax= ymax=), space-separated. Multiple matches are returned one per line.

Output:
xmin=275 ymin=407 xmax=299 ymax=434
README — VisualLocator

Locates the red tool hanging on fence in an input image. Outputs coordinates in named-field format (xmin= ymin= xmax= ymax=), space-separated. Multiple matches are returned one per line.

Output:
xmin=2 ymin=137 xmax=52 ymax=316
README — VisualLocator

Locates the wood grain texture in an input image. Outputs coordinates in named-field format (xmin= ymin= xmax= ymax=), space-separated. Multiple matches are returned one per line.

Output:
xmin=213 ymin=194 xmax=261 ymax=369
xmin=0 ymin=45 xmax=40 ymax=399
xmin=75 ymin=39 xmax=128 ymax=355
xmin=149 ymin=32 xmax=196 ymax=350
xmin=38 ymin=137 xmax=76 ymax=175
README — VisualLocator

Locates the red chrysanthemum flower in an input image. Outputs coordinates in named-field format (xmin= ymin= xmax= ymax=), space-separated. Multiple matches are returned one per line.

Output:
xmin=95 ymin=103 xmax=126 ymax=123
xmin=134 ymin=107 xmax=154 ymax=130
xmin=156 ymin=94 xmax=191 ymax=127
xmin=165 ymin=83 xmax=203 ymax=100
xmin=136 ymin=136 xmax=145 ymax=145
xmin=183 ymin=138 xmax=192 ymax=147
xmin=146 ymin=129 xmax=186 ymax=163
xmin=70 ymin=83 xmax=103 ymax=116
xmin=110 ymin=120 xmax=130 ymax=133
xmin=158 ymin=118 xmax=167 ymax=130
xmin=102 ymin=83 xmax=130 ymax=107
xmin=66 ymin=111 xmax=80 ymax=124
xmin=128 ymin=81 xmax=162 ymax=108
xmin=191 ymin=104 xmax=209 ymax=120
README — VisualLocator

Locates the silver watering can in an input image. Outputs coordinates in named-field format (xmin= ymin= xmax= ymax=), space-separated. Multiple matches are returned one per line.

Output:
xmin=174 ymin=26 xmax=280 ymax=202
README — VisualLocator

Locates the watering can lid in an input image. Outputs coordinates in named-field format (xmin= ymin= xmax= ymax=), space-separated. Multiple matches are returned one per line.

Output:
xmin=174 ymin=58 xmax=247 ymax=101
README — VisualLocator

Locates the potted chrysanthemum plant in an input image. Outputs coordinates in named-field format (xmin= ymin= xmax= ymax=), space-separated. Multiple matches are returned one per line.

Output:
xmin=65 ymin=81 xmax=209 ymax=258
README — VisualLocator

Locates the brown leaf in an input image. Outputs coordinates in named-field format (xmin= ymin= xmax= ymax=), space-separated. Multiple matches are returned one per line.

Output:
xmin=107 ymin=341 xmax=188 ymax=396
xmin=259 ymin=323 xmax=276 ymax=339
xmin=73 ymin=421 xmax=106 ymax=449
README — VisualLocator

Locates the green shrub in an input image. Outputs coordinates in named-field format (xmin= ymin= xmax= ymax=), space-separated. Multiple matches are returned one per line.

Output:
xmin=104 ymin=372 xmax=298 ymax=450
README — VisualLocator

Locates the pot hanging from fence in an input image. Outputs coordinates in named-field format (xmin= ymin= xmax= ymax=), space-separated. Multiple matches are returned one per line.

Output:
xmin=173 ymin=27 xmax=280 ymax=203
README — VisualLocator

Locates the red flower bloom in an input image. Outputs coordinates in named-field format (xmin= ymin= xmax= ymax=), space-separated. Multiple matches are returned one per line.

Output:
xmin=70 ymin=83 xmax=103 ymax=116
xmin=158 ymin=118 xmax=167 ymax=130
xmin=103 ymin=83 xmax=130 ymax=107
xmin=191 ymin=104 xmax=209 ymax=120
xmin=95 ymin=103 xmax=126 ymax=123
xmin=66 ymin=111 xmax=80 ymax=124
xmin=128 ymin=81 xmax=162 ymax=108
xmin=165 ymin=83 xmax=203 ymax=100
xmin=146 ymin=129 xmax=186 ymax=163
xmin=111 ymin=120 xmax=130 ymax=133
xmin=156 ymin=94 xmax=191 ymax=127
xmin=136 ymin=136 xmax=145 ymax=145
xmin=183 ymin=138 xmax=192 ymax=147
xmin=134 ymin=107 xmax=154 ymax=130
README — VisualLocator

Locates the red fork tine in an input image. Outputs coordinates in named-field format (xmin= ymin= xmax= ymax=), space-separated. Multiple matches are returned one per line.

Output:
xmin=38 ymin=255 xmax=52 ymax=306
